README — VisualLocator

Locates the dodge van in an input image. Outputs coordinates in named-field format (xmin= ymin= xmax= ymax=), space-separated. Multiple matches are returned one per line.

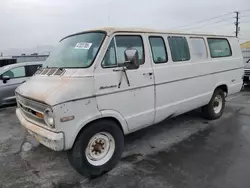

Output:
xmin=15 ymin=28 xmax=244 ymax=177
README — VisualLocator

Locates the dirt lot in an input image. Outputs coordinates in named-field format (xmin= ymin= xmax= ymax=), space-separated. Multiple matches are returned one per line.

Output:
xmin=0 ymin=88 xmax=250 ymax=188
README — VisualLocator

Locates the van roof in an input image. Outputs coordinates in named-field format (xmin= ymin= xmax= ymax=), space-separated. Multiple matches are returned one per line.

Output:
xmin=63 ymin=27 xmax=236 ymax=40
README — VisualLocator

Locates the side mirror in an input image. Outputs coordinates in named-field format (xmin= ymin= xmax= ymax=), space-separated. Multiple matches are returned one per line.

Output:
xmin=124 ymin=48 xmax=140 ymax=70
xmin=2 ymin=75 xmax=10 ymax=83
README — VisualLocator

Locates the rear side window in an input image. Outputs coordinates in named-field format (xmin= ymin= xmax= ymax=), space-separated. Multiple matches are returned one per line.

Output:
xmin=168 ymin=36 xmax=190 ymax=62
xmin=149 ymin=36 xmax=168 ymax=64
xmin=190 ymin=38 xmax=207 ymax=59
xmin=26 ymin=64 xmax=41 ymax=76
xmin=207 ymin=38 xmax=232 ymax=58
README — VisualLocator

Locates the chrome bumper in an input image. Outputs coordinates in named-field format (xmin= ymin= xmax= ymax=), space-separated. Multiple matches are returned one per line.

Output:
xmin=16 ymin=108 xmax=64 ymax=151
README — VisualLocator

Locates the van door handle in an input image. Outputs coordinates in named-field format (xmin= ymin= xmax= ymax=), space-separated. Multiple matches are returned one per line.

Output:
xmin=143 ymin=72 xmax=153 ymax=76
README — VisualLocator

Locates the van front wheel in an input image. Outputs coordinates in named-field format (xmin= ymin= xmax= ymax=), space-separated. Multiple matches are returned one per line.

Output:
xmin=202 ymin=89 xmax=225 ymax=120
xmin=67 ymin=120 xmax=124 ymax=177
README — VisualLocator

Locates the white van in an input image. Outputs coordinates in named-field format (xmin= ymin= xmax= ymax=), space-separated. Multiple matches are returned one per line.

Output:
xmin=15 ymin=28 xmax=244 ymax=177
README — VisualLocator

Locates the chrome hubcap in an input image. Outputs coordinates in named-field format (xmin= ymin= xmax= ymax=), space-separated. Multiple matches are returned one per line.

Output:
xmin=213 ymin=95 xmax=223 ymax=114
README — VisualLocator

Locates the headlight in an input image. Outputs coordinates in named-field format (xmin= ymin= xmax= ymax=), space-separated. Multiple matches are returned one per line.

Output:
xmin=44 ymin=108 xmax=55 ymax=128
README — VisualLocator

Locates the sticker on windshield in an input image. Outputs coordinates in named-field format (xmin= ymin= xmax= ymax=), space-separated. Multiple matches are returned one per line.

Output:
xmin=75 ymin=42 xmax=92 ymax=49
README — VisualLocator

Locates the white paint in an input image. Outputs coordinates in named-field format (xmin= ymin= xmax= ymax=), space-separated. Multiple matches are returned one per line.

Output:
xmin=95 ymin=34 xmax=155 ymax=131
xmin=16 ymin=108 xmax=64 ymax=151
xmin=15 ymin=28 xmax=244 ymax=152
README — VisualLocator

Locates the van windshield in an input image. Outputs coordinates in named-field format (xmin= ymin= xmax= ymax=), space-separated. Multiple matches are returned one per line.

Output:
xmin=43 ymin=32 xmax=106 ymax=68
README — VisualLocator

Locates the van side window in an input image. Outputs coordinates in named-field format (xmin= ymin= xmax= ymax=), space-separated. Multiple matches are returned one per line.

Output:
xmin=190 ymin=38 xmax=207 ymax=59
xmin=116 ymin=36 xmax=144 ymax=65
xmin=149 ymin=36 xmax=168 ymax=64
xmin=102 ymin=39 xmax=117 ymax=68
xmin=102 ymin=35 xmax=144 ymax=68
xmin=168 ymin=36 xmax=190 ymax=62
xmin=207 ymin=38 xmax=232 ymax=58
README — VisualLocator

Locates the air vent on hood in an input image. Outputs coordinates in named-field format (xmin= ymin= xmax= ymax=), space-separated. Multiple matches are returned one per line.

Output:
xmin=41 ymin=69 xmax=49 ymax=75
xmin=34 ymin=68 xmax=65 ymax=76
xmin=54 ymin=68 xmax=65 ymax=76
xmin=34 ymin=69 xmax=42 ymax=75
xmin=47 ymin=68 xmax=57 ymax=76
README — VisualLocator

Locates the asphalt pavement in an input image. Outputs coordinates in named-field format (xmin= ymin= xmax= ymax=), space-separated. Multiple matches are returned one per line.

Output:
xmin=0 ymin=88 xmax=250 ymax=188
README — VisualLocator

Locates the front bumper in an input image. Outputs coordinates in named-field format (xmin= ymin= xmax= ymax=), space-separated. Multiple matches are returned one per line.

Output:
xmin=16 ymin=108 xmax=64 ymax=151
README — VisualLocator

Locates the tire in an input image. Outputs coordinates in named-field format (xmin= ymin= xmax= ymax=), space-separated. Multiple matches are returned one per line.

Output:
xmin=67 ymin=120 xmax=124 ymax=177
xmin=202 ymin=88 xmax=225 ymax=120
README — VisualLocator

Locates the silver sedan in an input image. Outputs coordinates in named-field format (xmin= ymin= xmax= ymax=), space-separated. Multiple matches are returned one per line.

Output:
xmin=0 ymin=62 xmax=41 ymax=107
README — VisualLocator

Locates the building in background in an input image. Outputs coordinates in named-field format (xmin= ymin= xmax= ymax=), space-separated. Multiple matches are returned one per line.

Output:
xmin=12 ymin=53 xmax=49 ymax=63
xmin=241 ymin=41 xmax=250 ymax=63
xmin=0 ymin=57 xmax=17 ymax=67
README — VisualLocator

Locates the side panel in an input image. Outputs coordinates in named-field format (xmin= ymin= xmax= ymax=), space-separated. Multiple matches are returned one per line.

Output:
xmin=94 ymin=34 xmax=155 ymax=132
xmin=151 ymin=35 xmax=243 ymax=124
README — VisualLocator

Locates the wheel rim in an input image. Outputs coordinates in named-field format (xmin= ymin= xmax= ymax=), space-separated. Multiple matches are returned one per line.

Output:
xmin=213 ymin=95 xmax=223 ymax=114
xmin=85 ymin=132 xmax=115 ymax=166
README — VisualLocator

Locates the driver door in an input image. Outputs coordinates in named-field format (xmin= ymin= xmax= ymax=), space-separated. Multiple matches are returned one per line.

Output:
xmin=94 ymin=34 xmax=155 ymax=132
xmin=0 ymin=66 xmax=27 ymax=105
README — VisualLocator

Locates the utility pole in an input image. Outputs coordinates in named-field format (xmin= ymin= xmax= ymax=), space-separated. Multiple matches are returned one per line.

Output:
xmin=235 ymin=11 xmax=240 ymax=37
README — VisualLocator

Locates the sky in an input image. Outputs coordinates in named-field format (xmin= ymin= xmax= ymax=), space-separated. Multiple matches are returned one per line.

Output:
xmin=0 ymin=0 xmax=249 ymax=55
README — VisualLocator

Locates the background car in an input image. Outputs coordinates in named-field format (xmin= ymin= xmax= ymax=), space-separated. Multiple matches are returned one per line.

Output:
xmin=0 ymin=62 xmax=41 ymax=107
xmin=0 ymin=57 xmax=17 ymax=67
xmin=244 ymin=59 xmax=250 ymax=85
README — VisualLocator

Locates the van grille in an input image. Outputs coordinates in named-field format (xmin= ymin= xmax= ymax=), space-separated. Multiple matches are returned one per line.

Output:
xmin=245 ymin=69 xmax=250 ymax=76
xmin=16 ymin=93 xmax=48 ymax=127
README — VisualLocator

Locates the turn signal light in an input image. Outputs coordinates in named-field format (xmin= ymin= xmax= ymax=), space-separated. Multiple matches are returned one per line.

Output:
xmin=36 ymin=112 xmax=44 ymax=119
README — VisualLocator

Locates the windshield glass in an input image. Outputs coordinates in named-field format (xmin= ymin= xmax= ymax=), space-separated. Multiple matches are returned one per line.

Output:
xmin=43 ymin=32 xmax=106 ymax=68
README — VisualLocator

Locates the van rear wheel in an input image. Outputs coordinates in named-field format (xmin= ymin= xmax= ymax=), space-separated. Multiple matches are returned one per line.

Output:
xmin=67 ymin=120 xmax=124 ymax=177
xmin=202 ymin=88 xmax=225 ymax=120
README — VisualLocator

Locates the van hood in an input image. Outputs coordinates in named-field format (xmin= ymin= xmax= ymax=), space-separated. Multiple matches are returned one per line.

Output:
xmin=16 ymin=71 xmax=95 ymax=106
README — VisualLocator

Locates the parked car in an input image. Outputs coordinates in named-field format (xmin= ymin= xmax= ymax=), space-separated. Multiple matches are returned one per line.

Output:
xmin=0 ymin=62 xmax=41 ymax=107
xmin=15 ymin=28 xmax=244 ymax=177
xmin=244 ymin=59 xmax=250 ymax=85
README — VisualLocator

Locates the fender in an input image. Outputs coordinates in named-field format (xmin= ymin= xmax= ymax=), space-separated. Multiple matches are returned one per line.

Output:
xmin=67 ymin=109 xmax=129 ymax=150
xmin=213 ymin=81 xmax=228 ymax=94
xmin=99 ymin=109 xmax=129 ymax=134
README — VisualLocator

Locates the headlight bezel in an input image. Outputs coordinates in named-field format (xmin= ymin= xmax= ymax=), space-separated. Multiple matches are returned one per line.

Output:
xmin=44 ymin=108 xmax=55 ymax=128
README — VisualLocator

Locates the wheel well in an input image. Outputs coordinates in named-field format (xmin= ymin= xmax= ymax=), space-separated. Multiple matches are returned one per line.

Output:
xmin=216 ymin=85 xmax=228 ymax=96
xmin=73 ymin=117 xmax=124 ymax=146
